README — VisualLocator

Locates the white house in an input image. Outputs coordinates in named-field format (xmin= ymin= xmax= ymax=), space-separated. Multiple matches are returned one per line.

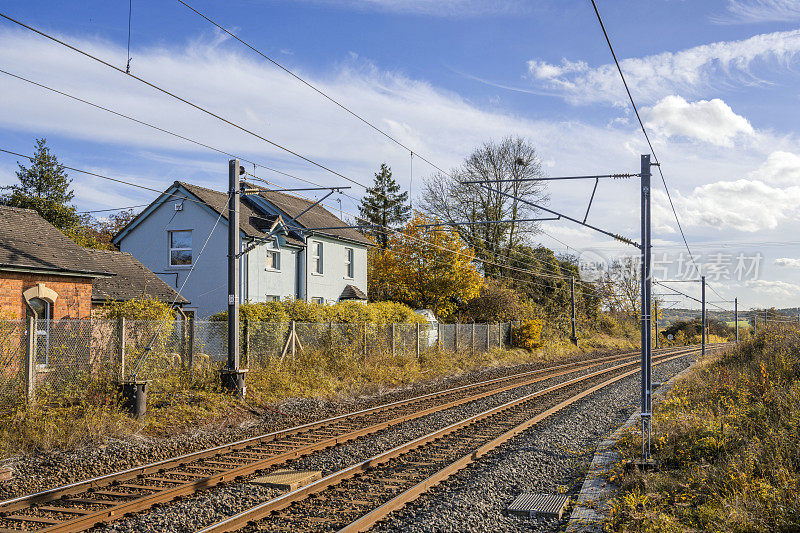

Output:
xmin=113 ymin=181 xmax=370 ymax=317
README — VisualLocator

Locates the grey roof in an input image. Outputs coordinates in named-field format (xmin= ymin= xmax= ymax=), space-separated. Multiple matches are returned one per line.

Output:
xmin=175 ymin=182 xmax=305 ymax=247
xmin=85 ymin=248 xmax=189 ymax=305
xmin=340 ymin=284 xmax=367 ymax=300
xmin=248 ymin=184 xmax=372 ymax=246
xmin=0 ymin=206 xmax=112 ymax=277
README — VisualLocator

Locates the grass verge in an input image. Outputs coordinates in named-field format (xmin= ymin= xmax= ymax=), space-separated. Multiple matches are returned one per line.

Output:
xmin=606 ymin=325 xmax=800 ymax=532
xmin=0 ymin=333 xmax=636 ymax=458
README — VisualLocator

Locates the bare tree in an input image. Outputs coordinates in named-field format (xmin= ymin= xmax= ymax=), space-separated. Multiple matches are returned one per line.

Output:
xmin=419 ymin=136 xmax=549 ymax=276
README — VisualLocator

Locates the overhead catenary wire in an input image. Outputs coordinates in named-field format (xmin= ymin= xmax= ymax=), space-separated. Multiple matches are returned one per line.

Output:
xmin=0 ymin=11 xmax=366 ymax=189
xmin=175 ymin=0 xmax=456 ymax=182
xmin=588 ymin=0 xmax=699 ymax=269
xmin=0 ymin=65 xmax=611 ymax=291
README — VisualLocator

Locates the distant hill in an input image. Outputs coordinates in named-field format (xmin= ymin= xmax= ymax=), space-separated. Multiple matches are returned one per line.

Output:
xmin=658 ymin=307 xmax=799 ymax=328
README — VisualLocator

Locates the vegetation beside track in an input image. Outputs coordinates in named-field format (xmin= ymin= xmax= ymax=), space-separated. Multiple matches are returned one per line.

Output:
xmin=0 ymin=331 xmax=637 ymax=458
xmin=607 ymin=326 xmax=800 ymax=532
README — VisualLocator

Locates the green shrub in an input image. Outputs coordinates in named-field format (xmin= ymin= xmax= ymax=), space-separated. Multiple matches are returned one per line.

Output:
xmin=212 ymin=300 xmax=426 ymax=324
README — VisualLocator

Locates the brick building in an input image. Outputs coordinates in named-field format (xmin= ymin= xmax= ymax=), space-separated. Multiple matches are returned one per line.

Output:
xmin=0 ymin=206 xmax=111 ymax=320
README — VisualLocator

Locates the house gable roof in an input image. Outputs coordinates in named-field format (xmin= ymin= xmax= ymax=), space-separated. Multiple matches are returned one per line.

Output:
xmin=84 ymin=248 xmax=189 ymax=305
xmin=0 ymin=206 xmax=112 ymax=277
xmin=243 ymin=183 xmax=371 ymax=246
xmin=114 ymin=181 xmax=371 ymax=247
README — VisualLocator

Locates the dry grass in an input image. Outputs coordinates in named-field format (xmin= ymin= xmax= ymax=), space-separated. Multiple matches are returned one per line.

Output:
xmin=0 ymin=332 xmax=636 ymax=457
xmin=606 ymin=325 xmax=800 ymax=532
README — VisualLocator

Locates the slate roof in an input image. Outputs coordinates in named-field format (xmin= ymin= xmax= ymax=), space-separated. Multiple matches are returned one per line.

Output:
xmin=340 ymin=284 xmax=367 ymax=300
xmin=85 ymin=249 xmax=189 ymax=305
xmin=174 ymin=182 xmax=305 ymax=246
xmin=247 ymin=184 xmax=372 ymax=246
xmin=0 ymin=206 xmax=112 ymax=277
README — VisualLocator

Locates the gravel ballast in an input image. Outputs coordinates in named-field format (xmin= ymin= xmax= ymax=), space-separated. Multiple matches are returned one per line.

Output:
xmin=92 ymin=351 xmax=693 ymax=533
xmin=370 ymin=354 xmax=696 ymax=533
xmin=0 ymin=346 xmax=641 ymax=500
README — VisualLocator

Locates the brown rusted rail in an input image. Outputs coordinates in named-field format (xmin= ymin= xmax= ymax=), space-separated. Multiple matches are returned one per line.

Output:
xmin=197 ymin=345 xmax=721 ymax=533
xmin=0 ymin=344 xmax=704 ymax=532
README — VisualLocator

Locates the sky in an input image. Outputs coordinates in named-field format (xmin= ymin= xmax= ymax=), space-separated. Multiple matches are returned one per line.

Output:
xmin=1 ymin=0 xmax=800 ymax=311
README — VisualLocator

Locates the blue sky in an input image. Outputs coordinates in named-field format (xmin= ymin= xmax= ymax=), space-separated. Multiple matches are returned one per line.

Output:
xmin=2 ymin=0 xmax=800 ymax=310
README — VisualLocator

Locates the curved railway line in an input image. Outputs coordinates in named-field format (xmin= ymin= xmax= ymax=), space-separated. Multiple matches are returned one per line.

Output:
xmin=0 ymin=344 xmax=716 ymax=532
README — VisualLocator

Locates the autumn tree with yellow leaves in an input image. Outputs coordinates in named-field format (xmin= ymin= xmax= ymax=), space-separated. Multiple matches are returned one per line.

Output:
xmin=368 ymin=214 xmax=483 ymax=321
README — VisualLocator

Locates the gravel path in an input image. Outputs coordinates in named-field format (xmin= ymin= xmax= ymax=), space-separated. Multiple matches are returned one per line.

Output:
xmin=0 ymin=346 xmax=636 ymax=500
xmin=93 ymin=351 xmax=683 ymax=533
xmin=371 ymin=354 xmax=694 ymax=533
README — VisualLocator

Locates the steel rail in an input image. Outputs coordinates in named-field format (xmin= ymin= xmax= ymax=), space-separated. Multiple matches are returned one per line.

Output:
xmin=196 ymin=345 xmax=721 ymax=533
xmin=0 ymin=345 xmax=686 ymax=511
xmin=0 ymin=346 xmax=699 ymax=531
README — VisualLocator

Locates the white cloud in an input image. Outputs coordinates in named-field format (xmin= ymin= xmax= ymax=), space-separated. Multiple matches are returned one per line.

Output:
xmin=715 ymin=0 xmax=800 ymax=24
xmin=747 ymin=150 xmax=800 ymax=185
xmin=664 ymin=179 xmax=800 ymax=232
xmin=295 ymin=0 xmax=524 ymax=16
xmin=775 ymin=257 xmax=800 ymax=268
xmin=527 ymin=58 xmax=588 ymax=81
xmin=526 ymin=29 xmax=800 ymax=106
xmin=643 ymin=95 xmax=754 ymax=147
xmin=745 ymin=279 xmax=800 ymax=295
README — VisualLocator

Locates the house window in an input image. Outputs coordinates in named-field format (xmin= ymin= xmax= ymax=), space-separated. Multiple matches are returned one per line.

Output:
xmin=312 ymin=241 xmax=323 ymax=274
xmin=266 ymin=295 xmax=280 ymax=302
xmin=169 ymin=230 xmax=192 ymax=266
xmin=267 ymin=249 xmax=281 ymax=271
xmin=345 ymin=247 xmax=354 ymax=278
xmin=27 ymin=297 xmax=53 ymax=367
xmin=311 ymin=297 xmax=325 ymax=305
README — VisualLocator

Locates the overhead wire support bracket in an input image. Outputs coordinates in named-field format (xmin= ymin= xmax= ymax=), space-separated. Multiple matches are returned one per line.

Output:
xmin=583 ymin=178 xmax=600 ymax=224
xmin=460 ymin=172 xmax=638 ymax=184
xmin=477 ymin=184 xmax=640 ymax=248
xmin=416 ymin=217 xmax=560 ymax=229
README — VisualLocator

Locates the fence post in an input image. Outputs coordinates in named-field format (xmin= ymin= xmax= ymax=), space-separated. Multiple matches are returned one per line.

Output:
xmin=391 ymin=323 xmax=396 ymax=357
xmin=416 ymin=323 xmax=420 ymax=360
xmin=437 ymin=322 xmax=441 ymax=351
xmin=454 ymin=324 xmax=458 ymax=353
xmin=118 ymin=317 xmax=126 ymax=380
xmin=497 ymin=322 xmax=501 ymax=347
xmin=471 ymin=322 xmax=475 ymax=355
xmin=363 ymin=322 xmax=368 ymax=359
xmin=291 ymin=320 xmax=297 ymax=358
xmin=187 ymin=316 xmax=195 ymax=371
xmin=243 ymin=320 xmax=250 ymax=369
xmin=25 ymin=316 xmax=35 ymax=402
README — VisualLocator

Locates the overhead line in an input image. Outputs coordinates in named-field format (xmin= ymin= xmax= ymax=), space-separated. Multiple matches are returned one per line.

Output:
xmin=0 ymin=11 xmax=366 ymax=189
xmin=588 ymin=0 xmax=698 ymax=269
xmin=0 ymin=66 xmax=597 ymax=291
xmin=175 ymin=0 xmax=455 ymax=181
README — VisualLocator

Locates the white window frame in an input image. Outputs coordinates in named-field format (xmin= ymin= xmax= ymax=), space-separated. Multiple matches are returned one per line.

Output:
xmin=265 ymin=295 xmax=281 ymax=302
xmin=266 ymin=244 xmax=281 ymax=272
xmin=168 ymin=230 xmax=193 ymax=267
xmin=312 ymin=241 xmax=324 ymax=275
xmin=344 ymin=247 xmax=354 ymax=279
xmin=311 ymin=296 xmax=324 ymax=305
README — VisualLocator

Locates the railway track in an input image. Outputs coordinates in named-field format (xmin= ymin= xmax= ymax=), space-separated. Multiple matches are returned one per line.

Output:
xmin=0 ymin=344 xmax=707 ymax=532
xmin=199 ymin=344 xmax=723 ymax=533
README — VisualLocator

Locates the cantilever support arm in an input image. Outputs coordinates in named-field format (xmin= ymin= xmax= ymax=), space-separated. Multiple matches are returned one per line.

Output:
xmin=478 ymin=184 xmax=640 ymax=249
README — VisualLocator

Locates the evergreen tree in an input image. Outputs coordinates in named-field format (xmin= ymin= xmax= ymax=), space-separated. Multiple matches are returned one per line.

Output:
xmin=359 ymin=163 xmax=411 ymax=248
xmin=2 ymin=138 xmax=80 ymax=230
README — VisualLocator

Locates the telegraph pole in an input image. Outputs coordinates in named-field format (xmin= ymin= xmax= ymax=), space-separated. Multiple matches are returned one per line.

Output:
xmin=734 ymin=297 xmax=738 ymax=343
xmin=701 ymin=276 xmax=706 ymax=357
xmin=570 ymin=276 xmax=577 ymax=345
xmin=640 ymin=154 xmax=653 ymax=462
xmin=223 ymin=159 xmax=246 ymax=399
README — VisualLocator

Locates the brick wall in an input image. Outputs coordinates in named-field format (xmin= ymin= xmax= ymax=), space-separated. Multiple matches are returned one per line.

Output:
xmin=0 ymin=272 xmax=93 ymax=319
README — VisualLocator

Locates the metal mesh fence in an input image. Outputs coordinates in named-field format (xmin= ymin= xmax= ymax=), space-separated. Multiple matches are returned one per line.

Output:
xmin=0 ymin=320 xmax=25 ymax=410
xmin=1 ymin=319 xmax=514 ymax=403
